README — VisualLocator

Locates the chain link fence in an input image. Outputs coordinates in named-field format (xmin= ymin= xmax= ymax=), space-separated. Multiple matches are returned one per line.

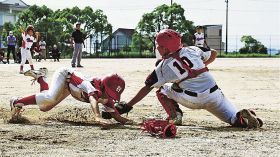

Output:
xmin=1 ymin=34 xmax=279 ymax=58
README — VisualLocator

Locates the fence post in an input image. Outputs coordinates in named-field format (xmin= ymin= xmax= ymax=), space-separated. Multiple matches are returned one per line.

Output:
xmin=269 ymin=35 xmax=271 ymax=57
xmin=236 ymin=35 xmax=238 ymax=56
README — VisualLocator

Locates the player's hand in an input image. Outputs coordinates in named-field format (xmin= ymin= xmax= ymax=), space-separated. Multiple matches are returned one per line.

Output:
xmin=125 ymin=119 xmax=142 ymax=125
xmin=95 ymin=116 xmax=113 ymax=125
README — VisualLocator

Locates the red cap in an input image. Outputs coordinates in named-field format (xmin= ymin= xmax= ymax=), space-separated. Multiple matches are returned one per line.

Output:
xmin=156 ymin=29 xmax=182 ymax=53
xmin=102 ymin=74 xmax=125 ymax=101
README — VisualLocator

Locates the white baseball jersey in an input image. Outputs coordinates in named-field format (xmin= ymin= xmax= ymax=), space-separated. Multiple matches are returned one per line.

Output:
xmin=20 ymin=33 xmax=36 ymax=66
xmin=39 ymin=41 xmax=46 ymax=49
xmin=146 ymin=46 xmax=215 ymax=93
xmin=21 ymin=33 xmax=36 ymax=49
xmin=68 ymin=71 xmax=101 ymax=102
xmin=194 ymin=32 xmax=205 ymax=47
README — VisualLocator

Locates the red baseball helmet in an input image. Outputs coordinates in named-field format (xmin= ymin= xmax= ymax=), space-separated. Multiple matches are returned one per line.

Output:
xmin=156 ymin=29 xmax=182 ymax=54
xmin=102 ymin=74 xmax=125 ymax=101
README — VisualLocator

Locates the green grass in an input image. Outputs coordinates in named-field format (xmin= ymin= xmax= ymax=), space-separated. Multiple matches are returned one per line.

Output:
xmin=217 ymin=52 xmax=279 ymax=58
xmin=58 ymin=51 xmax=280 ymax=59
xmin=84 ymin=51 xmax=155 ymax=58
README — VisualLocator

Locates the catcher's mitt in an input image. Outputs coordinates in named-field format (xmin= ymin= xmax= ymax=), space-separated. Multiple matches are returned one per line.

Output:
xmin=141 ymin=119 xmax=177 ymax=138
xmin=115 ymin=101 xmax=133 ymax=114
xmin=101 ymin=101 xmax=133 ymax=119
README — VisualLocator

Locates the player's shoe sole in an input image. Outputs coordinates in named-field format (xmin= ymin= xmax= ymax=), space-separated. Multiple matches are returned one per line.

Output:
xmin=24 ymin=67 xmax=48 ymax=80
xmin=10 ymin=97 xmax=23 ymax=118
xmin=240 ymin=109 xmax=260 ymax=129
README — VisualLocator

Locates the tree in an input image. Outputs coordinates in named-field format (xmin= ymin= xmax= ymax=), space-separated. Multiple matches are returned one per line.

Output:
xmin=1 ymin=22 xmax=15 ymax=45
xmin=239 ymin=35 xmax=268 ymax=54
xmin=132 ymin=3 xmax=195 ymax=53
xmin=13 ymin=5 xmax=112 ymax=56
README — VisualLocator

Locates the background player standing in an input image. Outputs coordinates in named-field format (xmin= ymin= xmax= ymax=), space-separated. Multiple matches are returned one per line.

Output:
xmin=193 ymin=26 xmax=209 ymax=49
xmin=39 ymin=37 xmax=47 ymax=61
xmin=51 ymin=44 xmax=60 ymax=62
xmin=6 ymin=31 xmax=17 ymax=64
xmin=71 ymin=22 xmax=85 ymax=68
xmin=19 ymin=25 xmax=38 ymax=74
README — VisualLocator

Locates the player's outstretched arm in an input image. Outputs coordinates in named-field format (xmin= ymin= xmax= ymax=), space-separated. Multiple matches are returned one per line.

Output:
xmin=204 ymin=49 xmax=217 ymax=66
xmin=127 ymin=85 xmax=153 ymax=107
xmin=110 ymin=112 xmax=133 ymax=125
xmin=89 ymin=96 xmax=112 ymax=125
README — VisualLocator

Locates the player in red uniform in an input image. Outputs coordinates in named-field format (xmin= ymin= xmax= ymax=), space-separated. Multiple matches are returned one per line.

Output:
xmin=10 ymin=67 xmax=133 ymax=125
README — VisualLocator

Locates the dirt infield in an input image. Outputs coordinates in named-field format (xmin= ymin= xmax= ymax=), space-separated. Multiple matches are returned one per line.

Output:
xmin=0 ymin=58 xmax=279 ymax=157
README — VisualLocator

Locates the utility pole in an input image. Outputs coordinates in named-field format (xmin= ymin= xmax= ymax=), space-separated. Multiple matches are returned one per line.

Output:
xmin=225 ymin=0 xmax=229 ymax=54
xmin=170 ymin=0 xmax=173 ymax=29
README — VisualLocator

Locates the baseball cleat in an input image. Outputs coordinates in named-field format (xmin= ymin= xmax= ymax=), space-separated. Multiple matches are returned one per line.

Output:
xmin=239 ymin=109 xmax=260 ymax=129
xmin=19 ymin=70 xmax=24 ymax=74
xmin=168 ymin=112 xmax=183 ymax=125
xmin=10 ymin=97 xmax=23 ymax=118
xmin=24 ymin=67 xmax=48 ymax=80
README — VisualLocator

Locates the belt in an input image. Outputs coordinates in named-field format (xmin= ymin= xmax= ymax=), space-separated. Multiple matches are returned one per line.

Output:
xmin=25 ymin=48 xmax=30 ymax=50
xmin=184 ymin=85 xmax=219 ymax=97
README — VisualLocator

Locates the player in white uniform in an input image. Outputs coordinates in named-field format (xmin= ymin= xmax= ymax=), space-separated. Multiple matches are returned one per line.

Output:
xmin=10 ymin=67 xmax=133 ymax=125
xmin=125 ymin=29 xmax=263 ymax=128
xmin=19 ymin=25 xmax=38 ymax=74
xmin=193 ymin=26 xmax=208 ymax=49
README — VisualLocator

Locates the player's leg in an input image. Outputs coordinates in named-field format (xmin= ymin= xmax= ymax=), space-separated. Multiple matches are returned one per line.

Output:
xmin=36 ymin=68 xmax=71 ymax=111
xmin=42 ymin=49 xmax=46 ymax=61
xmin=57 ymin=53 xmax=60 ymax=62
xmin=157 ymin=84 xmax=184 ymax=125
xmin=26 ymin=50 xmax=34 ymax=70
xmin=7 ymin=46 xmax=11 ymax=64
xmin=77 ymin=44 xmax=83 ymax=67
xmin=20 ymin=48 xmax=27 ymax=73
xmin=11 ymin=68 xmax=70 ymax=113
xmin=204 ymin=89 xmax=262 ymax=128
xmin=12 ymin=46 xmax=16 ymax=63
xmin=71 ymin=44 xmax=78 ymax=67
xmin=160 ymin=84 xmax=235 ymax=126
xmin=203 ymin=90 xmax=238 ymax=124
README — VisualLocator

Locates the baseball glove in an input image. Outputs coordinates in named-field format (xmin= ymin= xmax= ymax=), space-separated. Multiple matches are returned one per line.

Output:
xmin=115 ymin=101 xmax=133 ymax=114
xmin=101 ymin=101 xmax=133 ymax=119
xmin=141 ymin=119 xmax=177 ymax=138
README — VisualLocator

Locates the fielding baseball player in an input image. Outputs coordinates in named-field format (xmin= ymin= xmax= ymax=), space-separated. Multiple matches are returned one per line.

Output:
xmin=109 ymin=29 xmax=263 ymax=129
xmin=10 ymin=67 xmax=134 ymax=125
xmin=193 ymin=26 xmax=209 ymax=49
xmin=19 ymin=25 xmax=38 ymax=74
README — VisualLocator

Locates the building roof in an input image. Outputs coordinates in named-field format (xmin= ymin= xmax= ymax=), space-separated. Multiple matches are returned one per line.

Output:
xmin=113 ymin=28 xmax=134 ymax=37
xmin=102 ymin=28 xmax=135 ymax=42
xmin=203 ymin=24 xmax=222 ymax=28
xmin=0 ymin=0 xmax=28 ymax=7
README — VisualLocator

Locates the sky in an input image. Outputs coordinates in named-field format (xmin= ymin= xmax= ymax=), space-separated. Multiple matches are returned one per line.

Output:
xmin=22 ymin=0 xmax=280 ymax=51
